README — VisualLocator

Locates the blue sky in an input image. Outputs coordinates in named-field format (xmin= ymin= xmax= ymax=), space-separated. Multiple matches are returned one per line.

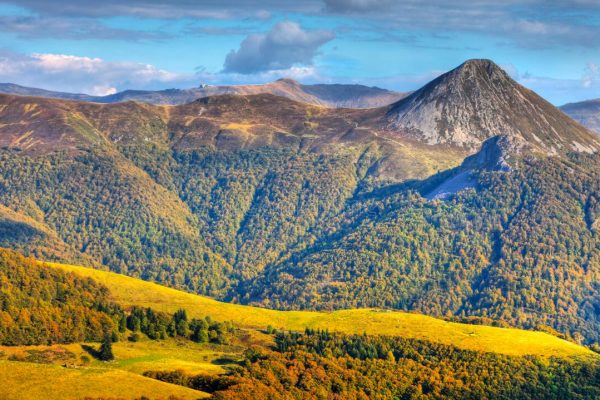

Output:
xmin=0 ymin=0 xmax=599 ymax=105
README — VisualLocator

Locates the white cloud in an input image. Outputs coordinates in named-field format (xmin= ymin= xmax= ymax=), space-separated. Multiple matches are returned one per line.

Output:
xmin=582 ymin=62 xmax=600 ymax=89
xmin=0 ymin=49 xmax=328 ymax=94
xmin=223 ymin=21 xmax=335 ymax=74
xmin=91 ymin=85 xmax=118 ymax=96
xmin=0 ymin=50 xmax=194 ymax=94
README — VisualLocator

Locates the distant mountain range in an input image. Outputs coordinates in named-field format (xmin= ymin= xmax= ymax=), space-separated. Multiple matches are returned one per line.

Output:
xmin=2 ymin=59 xmax=600 ymax=345
xmin=561 ymin=99 xmax=600 ymax=135
xmin=2 ymin=60 xmax=595 ymax=156
xmin=4 ymin=74 xmax=600 ymax=138
xmin=0 ymin=79 xmax=408 ymax=108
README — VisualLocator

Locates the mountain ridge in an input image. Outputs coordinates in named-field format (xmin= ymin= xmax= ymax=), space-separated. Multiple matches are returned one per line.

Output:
xmin=0 ymin=79 xmax=408 ymax=108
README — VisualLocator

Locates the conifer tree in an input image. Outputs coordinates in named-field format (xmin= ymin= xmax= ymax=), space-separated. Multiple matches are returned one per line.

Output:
xmin=98 ymin=334 xmax=114 ymax=361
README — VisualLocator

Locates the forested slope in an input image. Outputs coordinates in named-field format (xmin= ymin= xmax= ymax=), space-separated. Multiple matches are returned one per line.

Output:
xmin=1 ymin=60 xmax=600 ymax=346
xmin=0 ymin=249 xmax=115 ymax=345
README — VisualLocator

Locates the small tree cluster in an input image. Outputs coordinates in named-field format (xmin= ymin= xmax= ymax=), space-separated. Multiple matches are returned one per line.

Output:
xmin=122 ymin=307 xmax=234 ymax=344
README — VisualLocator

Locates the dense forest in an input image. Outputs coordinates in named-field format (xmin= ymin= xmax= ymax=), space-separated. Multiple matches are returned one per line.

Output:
xmin=0 ymin=249 xmax=116 ymax=345
xmin=0 ymin=248 xmax=235 ymax=346
xmin=2 ymin=145 xmax=600 ymax=344
xmin=247 ymin=154 xmax=600 ymax=344
xmin=146 ymin=329 xmax=600 ymax=400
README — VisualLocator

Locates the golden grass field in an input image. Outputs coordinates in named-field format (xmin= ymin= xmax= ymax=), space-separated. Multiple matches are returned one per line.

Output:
xmin=0 ymin=336 xmax=245 ymax=400
xmin=49 ymin=261 xmax=596 ymax=359
xmin=0 ymin=336 xmax=238 ymax=373
xmin=0 ymin=359 xmax=209 ymax=400
xmin=1 ymin=259 xmax=597 ymax=400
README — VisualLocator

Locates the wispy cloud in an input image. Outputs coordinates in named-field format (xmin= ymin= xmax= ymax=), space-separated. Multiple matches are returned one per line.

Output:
xmin=3 ymin=0 xmax=600 ymax=49
xmin=0 ymin=0 xmax=318 ymax=19
xmin=0 ymin=15 xmax=172 ymax=40
xmin=582 ymin=62 xmax=600 ymax=88
xmin=322 ymin=0 xmax=600 ymax=49
xmin=503 ymin=62 xmax=600 ymax=105
xmin=324 ymin=0 xmax=393 ymax=13
xmin=184 ymin=26 xmax=256 ymax=37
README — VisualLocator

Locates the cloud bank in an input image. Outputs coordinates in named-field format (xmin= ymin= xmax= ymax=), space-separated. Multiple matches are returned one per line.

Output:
xmin=0 ymin=50 xmax=192 ymax=95
xmin=3 ymin=0 xmax=600 ymax=49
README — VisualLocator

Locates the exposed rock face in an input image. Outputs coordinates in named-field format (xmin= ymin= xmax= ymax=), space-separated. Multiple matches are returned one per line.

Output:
xmin=386 ymin=59 xmax=600 ymax=154
xmin=561 ymin=99 xmax=600 ymax=135
xmin=425 ymin=135 xmax=524 ymax=200
xmin=461 ymin=135 xmax=525 ymax=171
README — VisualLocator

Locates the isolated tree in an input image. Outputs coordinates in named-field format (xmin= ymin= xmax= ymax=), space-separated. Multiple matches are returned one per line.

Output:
xmin=98 ymin=334 xmax=114 ymax=361
xmin=118 ymin=315 xmax=127 ymax=333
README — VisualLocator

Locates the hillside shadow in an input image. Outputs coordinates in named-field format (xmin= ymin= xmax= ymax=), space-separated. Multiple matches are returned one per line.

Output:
xmin=81 ymin=344 xmax=101 ymax=360
xmin=211 ymin=356 xmax=241 ymax=366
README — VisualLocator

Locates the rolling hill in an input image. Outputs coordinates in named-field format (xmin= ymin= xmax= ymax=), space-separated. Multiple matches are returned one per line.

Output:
xmin=48 ymin=259 xmax=594 ymax=359
xmin=0 ymin=360 xmax=209 ymax=400
xmin=1 ymin=249 xmax=598 ymax=399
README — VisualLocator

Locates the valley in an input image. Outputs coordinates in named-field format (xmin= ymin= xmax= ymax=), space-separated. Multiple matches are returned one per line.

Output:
xmin=2 ymin=58 xmax=600 ymax=399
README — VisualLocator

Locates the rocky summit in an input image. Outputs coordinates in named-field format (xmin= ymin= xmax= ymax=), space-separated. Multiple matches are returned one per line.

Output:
xmin=385 ymin=59 xmax=599 ymax=154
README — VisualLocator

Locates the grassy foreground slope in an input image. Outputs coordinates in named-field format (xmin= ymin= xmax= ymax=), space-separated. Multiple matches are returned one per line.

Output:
xmin=0 ymin=360 xmax=208 ymax=400
xmin=50 ymin=262 xmax=594 ymax=359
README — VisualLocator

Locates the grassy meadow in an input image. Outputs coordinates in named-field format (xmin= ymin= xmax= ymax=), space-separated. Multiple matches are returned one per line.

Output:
xmin=0 ymin=359 xmax=209 ymax=400
xmin=49 ymin=261 xmax=596 ymax=359
xmin=0 ymin=336 xmax=251 ymax=399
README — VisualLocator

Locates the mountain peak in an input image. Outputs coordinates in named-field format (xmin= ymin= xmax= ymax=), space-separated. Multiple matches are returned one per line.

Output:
xmin=275 ymin=78 xmax=301 ymax=86
xmin=459 ymin=58 xmax=502 ymax=70
xmin=386 ymin=59 xmax=600 ymax=154
xmin=450 ymin=58 xmax=513 ymax=84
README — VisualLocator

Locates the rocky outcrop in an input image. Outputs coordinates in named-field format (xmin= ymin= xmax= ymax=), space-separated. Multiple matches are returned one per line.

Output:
xmin=425 ymin=135 xmax=525 ymax=200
